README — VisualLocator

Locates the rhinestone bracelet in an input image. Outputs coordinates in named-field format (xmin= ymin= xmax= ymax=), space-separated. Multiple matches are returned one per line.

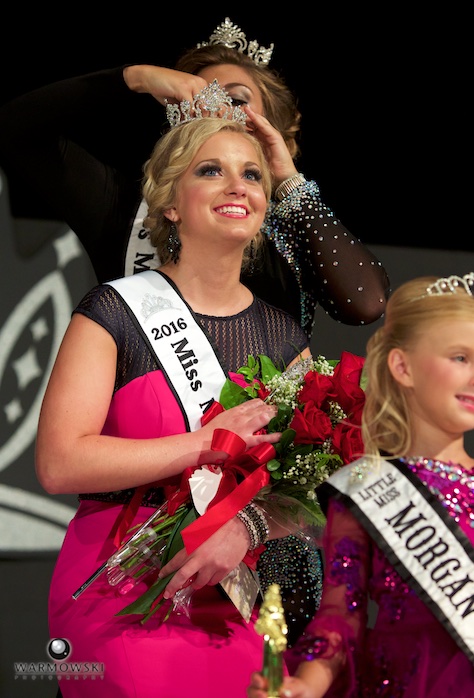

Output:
xmin=236 ymin=502 xmax=270 ymax=550
xmin=274 ymin=173 xmax=306 ymax=201
xmin=246 ymin=502 xmax=270 ymax=543
xmin=236 ymin=507 xmax=260 ymax=549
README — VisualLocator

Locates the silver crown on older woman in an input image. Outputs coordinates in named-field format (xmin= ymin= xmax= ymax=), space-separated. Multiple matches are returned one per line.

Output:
xmin=196 ymin=17 xmax=274 ymax=66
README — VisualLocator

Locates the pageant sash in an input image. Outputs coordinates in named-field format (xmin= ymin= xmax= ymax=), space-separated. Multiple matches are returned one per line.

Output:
xmin=124 ymin=199 xmax=159 ymax=276
xmin=322 ymin=457 xmax=474 ymax=663
xmin=107 ymin=270 xmax=227 ymax=432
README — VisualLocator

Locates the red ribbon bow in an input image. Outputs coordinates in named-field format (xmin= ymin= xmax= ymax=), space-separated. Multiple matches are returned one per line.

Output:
xmin=113 ymin=400 xmax=275 ymax=562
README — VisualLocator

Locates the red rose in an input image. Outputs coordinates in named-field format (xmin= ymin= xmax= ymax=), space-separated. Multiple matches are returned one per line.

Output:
xmin=290 ymin=403 xmax=333 ymax=445
xmin=331 ymin=420 xmax=364 ymax=464
xmin=329 ymin=352 xmax=366 ymax=417
xmin=257 ymin=384 xmax=271 ymax=400
xmin=297 ymin=371 xmax=334 ymax=409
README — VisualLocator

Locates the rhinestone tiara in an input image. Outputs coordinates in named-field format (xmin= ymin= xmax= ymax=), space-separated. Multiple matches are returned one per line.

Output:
xmin=417 ymin=273 xmax=474 ymax=299
xmin=196 ymin=17 xmax=274 ymax=66
xmin=165 ymin=79 xmax=248 ymax=129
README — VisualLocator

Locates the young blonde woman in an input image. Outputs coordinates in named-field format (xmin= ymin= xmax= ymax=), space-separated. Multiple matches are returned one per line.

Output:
xmin=36 ymin=92 xmax=316 ymax=696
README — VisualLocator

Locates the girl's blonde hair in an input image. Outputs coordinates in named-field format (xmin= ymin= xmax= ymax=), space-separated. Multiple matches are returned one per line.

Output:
xmin=143 ymin=118 xmax=272 ymax=267
xmin=362 ymin=274 xmax=474 ymax=457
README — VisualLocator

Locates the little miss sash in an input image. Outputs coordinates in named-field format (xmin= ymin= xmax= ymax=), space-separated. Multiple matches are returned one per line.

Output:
xmin=320 ymin=457 xmax=474 ymax=664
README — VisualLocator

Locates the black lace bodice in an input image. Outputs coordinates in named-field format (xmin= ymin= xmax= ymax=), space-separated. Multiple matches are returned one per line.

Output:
xmin=75 ymin=281 xmax=309 ymax=395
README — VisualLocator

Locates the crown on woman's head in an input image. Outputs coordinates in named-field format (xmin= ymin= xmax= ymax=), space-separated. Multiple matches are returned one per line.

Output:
xmin=165 ymin=79 xmax=248 ymax=129
xmin=196 ymin=17 xmax=274 ymax=66
xmin=417 ymin=273 xmax=474 ymax=299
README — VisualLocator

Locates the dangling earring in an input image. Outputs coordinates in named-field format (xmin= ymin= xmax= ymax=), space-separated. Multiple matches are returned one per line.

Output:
xmin=248 ymin=237 xmax=256 ymax=275
xmin=167 ymin=223 xmax=181 ymax=264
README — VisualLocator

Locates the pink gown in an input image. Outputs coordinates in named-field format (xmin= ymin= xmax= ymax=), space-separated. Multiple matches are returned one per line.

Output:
xmin=48 ymin=281 xmax=309 ymax=697
xmin=290 ymin=457 xmax=474 ymax=697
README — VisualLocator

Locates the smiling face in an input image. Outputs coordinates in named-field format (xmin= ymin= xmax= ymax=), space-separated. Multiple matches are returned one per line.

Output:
xmin=164 ymin=129 xmax=268 ymax=255
xmin=389 ymin=318 xmax=474 ymax=443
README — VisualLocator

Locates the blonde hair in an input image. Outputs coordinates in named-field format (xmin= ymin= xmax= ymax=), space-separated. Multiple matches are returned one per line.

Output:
xmin=143 ymin=118 xmax=272 ymax=267
xmin=362 ymin=274 xmax=474 ymax=457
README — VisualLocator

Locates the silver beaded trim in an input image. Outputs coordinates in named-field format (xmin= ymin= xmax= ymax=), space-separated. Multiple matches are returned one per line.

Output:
xmin=274 ymin=173 xmax=306 ymax=201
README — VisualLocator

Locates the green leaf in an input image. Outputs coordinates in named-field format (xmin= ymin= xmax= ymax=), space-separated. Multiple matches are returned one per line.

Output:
xmin=273 ymin=429 xmax=296 ymax=455
xmin=266 ymin=458 xmax=281 ymax=472
xmin=267 ymin=404 xmax=293 ymax=433
xmin=360 ymin=365 xmax=368 ymax=391
xmin=292 ymin=443 xmax=315 ymax=457
xmin=219 ymin=379 xmax=250 ymax=409
xmin=161 ymin=505 xmax=198 ymax=566
xmin=245 ymin=355 xmax=258 ymax=372
xmin=237 ymin=355 xmax=259 ymax=381
xmin=259 ymin=355 xmax=281 ymax=383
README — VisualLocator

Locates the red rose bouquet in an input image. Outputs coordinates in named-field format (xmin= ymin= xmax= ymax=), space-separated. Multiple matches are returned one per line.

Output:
xmin=223 ymin=352 xmax=366 ymax=528
xmin=91 ymin=351 xmax=365 ymax=623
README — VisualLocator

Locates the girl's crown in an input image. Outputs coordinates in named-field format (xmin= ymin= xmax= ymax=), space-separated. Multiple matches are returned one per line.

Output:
xmin=418 ymin=273 xmax=474 ymax=298
xmin=196 ymin=17 xmax=274 ymax=66
xmin=165 ymin=79 xmax=247 ymax=129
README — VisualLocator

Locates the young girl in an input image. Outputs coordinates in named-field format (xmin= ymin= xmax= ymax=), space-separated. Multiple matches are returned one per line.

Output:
xmin=248 ymin=273 xmax=474 ymax=697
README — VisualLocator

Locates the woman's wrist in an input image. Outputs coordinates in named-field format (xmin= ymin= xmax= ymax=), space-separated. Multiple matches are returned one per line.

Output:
xmin=274 ymin=172 xmax=306 ymax=201
xmin=236 ymin=502 xmax=270 ymax=550
xmin=123 ymin=65 xmax=151 ymax=94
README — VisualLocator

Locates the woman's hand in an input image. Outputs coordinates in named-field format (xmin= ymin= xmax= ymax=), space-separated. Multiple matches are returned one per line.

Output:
xmin=243 ymin=105 xmax=298 ymax=185
xmin=200 ymin=397 xmax=281 ymax=462
xmin=158 ymin=514 xmax=251 ymax=598
xmin=123 ymin=65 xmax=209 ymax=107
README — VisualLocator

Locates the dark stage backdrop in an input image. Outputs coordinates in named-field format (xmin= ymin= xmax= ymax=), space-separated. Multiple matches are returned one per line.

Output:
xmin=0 ymin=9 xmax=470 ymax=697
xmin=0 ymin=8 xmax=468 ymax=253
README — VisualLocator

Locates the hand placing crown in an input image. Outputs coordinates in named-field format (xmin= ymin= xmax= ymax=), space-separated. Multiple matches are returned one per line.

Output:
xmin=165 ymin=79 xmax=248 ymax=129
xmin=196 ymin=17 xmax=274 ymax=66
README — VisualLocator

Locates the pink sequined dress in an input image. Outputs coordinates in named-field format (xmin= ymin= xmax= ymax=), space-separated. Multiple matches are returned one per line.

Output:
xmin=290 ymin=457 xmax=474 ymax=697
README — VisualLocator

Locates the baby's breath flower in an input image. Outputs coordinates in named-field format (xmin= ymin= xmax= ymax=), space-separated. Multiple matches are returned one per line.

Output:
xmin=329 ymin=401 xmax=346 ymax=424
xmin=264 ymin=355 xmax=333 ymax=409
xmin=311 ymin=355 xmax=334 ymax=376
xmin=265 ymin=374 xmax=300 ymax=410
